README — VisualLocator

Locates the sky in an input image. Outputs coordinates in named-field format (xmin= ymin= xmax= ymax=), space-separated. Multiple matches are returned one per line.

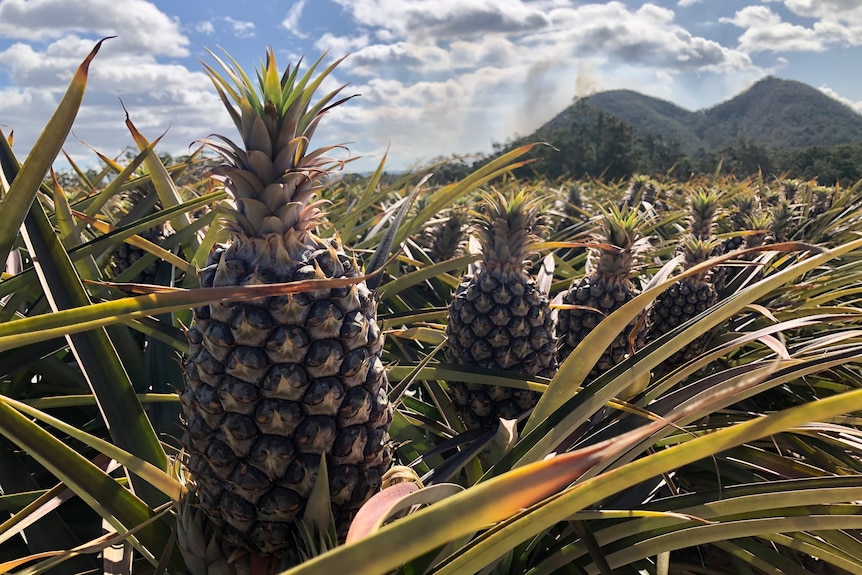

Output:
xmin=1 ymin=0 xmax=862 ymax=173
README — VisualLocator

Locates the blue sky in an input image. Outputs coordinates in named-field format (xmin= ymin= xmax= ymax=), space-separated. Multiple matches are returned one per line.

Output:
xmin=1 ymin=0 xmax=861 ymax=173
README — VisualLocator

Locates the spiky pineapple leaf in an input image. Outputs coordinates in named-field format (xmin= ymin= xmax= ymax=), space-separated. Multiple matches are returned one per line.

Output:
xmin=0 ymin=38 xmax=109 ymax=265
xmin=5 ymin=135 xmax=168 ymax=507
xmin=430 ymin=388 xmax=862 ymax=575
xmin=1 ymin=396 xmax=184 ymax=501
xmin=0 ymin=402 xmax=176 ymax=567
xmin=366 ymin=173 xmax=432 ymax=290
xmin=0 ymin=273 xmax=381 ymax=350
xmin=123 ymin=114 xmax=195 ymax=238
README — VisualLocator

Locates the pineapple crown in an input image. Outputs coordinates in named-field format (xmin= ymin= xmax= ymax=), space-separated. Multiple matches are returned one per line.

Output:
xmin=743 ymin=211 xmax=771 ymax=248
xmin=687 ymin=188 xmax=720 ymax=239
xmin=202 ymin=48 xmax=355 ymax=251
xmin=472 ymin=190 xmax=544 ymax=273
xmin=590 ymin=205 xmax=649 ymax=282
xmin=779 ymin=178 xmax=804 ymax=201
xmin=680 ymin=234 xmax=722 ymax=274
xmin=769 ymin=199 xmax=798 ymax=241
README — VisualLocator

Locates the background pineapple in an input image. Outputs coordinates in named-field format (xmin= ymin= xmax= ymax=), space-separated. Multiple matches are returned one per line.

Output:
xmin=107 ymin=187 xmax=173 ymax=283
xmin=417 ymin=207 xmax=468 ymax=263
xmin=445 ymin=191 xmax=557 ymax=430
xmin=557 ymin=206 xmax=649 ymax=378
xmin=180 ymin=51 xmax=392 ymax=558
xmin=648 ymin=235 xmax=721 ymax=374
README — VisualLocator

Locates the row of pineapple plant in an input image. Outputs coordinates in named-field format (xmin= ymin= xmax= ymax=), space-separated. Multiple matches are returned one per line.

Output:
xmin=1 ymin=42 xmax=862 ymax=575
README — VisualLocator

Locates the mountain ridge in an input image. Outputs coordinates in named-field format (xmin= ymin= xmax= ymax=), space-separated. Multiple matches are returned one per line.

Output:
xmin=538 ymin=76 xmax=862 ymax=153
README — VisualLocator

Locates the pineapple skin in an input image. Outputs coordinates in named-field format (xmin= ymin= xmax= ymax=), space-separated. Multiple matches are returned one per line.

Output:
xmin=445 ymin=268 xmax=556 ymax=429
xmin=647 ymin=276 xmax=718 ymax=370
xmin=180 ymin=50 xmax=392 ymax=558
xmin=557 ymin=276 xmax=644 ymax=377
xmin=182 ymin=236 xmax=392 ymax=555
xmin=557 ymin=206 xmax=647 ymax=379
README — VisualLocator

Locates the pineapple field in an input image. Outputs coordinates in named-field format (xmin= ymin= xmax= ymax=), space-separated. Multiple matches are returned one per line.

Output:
xmin=2 ymin=43 xmax=862 ymax=575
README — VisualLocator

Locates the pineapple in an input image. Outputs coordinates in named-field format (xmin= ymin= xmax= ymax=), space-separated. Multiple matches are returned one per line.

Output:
xmin=686 ymin=188 xmax=720 ymax=241
xmin=108 ymin=188 xmax=172 ymax=283
xmin=445 ymin=191 xmax=557 ymax=430
xmin=418 ymin=207 xmax=468 ymax=263
xmin=809 ymin=185 xmax=835 ymax=218
xmin=180 ymin=51 xmax=392 ymax=558
xmin=556 ymin=182 xmax=590 ymax=226
xmin=778 ymin=178 xmax=804 ymax=202
xmin=619 ymin=174 xmax=658 ymax=210
xmin=768 ymin=198 xmax=799 ymax=243
xmin=557 ymin=206 xmax=648 ymax=378
xmin=720 ymin=190 xmax=760 ymax=253
xmin=648 ymin=235 xmax=720 ymax=373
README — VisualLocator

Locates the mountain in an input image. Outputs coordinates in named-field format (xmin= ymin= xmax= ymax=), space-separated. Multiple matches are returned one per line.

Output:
xmin=540 ymin=76 xmax=862 ymax=153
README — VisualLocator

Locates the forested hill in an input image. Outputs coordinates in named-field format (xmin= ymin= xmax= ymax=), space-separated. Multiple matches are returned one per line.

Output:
xmin=549 ymin=76 xmax=862 ymax=153
xmin=471 ymin=76 xmax=862 ymax=183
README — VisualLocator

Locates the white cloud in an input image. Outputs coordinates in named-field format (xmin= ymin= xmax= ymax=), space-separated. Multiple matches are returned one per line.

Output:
xmin=770 ymin=0 xmax=862 ymax=18
xmin=195 ymin=20 xmax=215 ymax=36
xmin=0 ymin=0 xmax=188 ymax=56
xmin=223 ymin=17 xmax=255 ymax=39
xmin=315 ymin=32 xmax=371 ymax=56
xmin=282 ymin=0 xmax=308 ymax=38
xmin=678 ymin=0 xmax=701 ymax=6
xmin=0 ymin=1 xmax=229 ymax=167
xmin=721 ymin=6 xmax=825 ymax=52
xmin=731 ymin=1 xmax=862 ymax=50
xmin=819 ymin=85 xmax=862 ymax=113
xmin=330 ymin=0 xmax=551 ymax=39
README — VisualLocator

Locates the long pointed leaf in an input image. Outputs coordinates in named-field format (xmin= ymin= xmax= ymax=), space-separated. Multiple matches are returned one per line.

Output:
xmin=0 ymin=39 xmax=109 ymax=264
xmin=19 ymin=175 xmax=167 ymax=506
xmin=0 ymin=403 xmax=175 ymax=566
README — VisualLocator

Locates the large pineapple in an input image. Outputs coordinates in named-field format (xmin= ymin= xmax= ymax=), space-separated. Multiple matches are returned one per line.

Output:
xmin=445 ymin=191 xmax=557 ymax=430
xmin=180 ymin=51 xmax=392 ymax=558
xmin=557 ymin=206 xmax=648 ymax=378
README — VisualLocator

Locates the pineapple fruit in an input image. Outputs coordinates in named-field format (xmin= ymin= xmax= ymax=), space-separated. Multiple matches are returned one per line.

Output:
xmin=180 ymin=51 xmax=392 ymax=558
xmin=418 ymin=207 xmax=469 ymax=263
xmin=108 ymin=188 xmax=172 ymax=283
xmin=648 ymin=235 xmax=720 ymax=373
xmin=557 ymin=206 xmax=648 ymax=378
xmin=445 ymin=191 xmax=557 ymax=430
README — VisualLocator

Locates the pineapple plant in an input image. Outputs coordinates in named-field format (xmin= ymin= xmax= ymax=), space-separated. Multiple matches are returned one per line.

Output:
xmin=417 ymin=207 xmax=468 ymax=263
xmin=557 ymin=205 xmax=649 ymax=378
xmin=555 ymin=181 xmax=591 ymax=226
xmin=679 ymin=188 xmax=724 ymax=290
xmin=107 ymin=187 xmax=173 ymax=283
xmin=686 ymin=188 xmax=721 ymax=241
xmin=648 ymin=235 xmax=721 ymax=373
xmin=619 ymin=173 xmax=658 ymax=210
xmin=180 ymin=50 xmax=392 ymax=559
xmin=809 ymin=184 xmax=835 ymax=218
xmin=778 ymin=178 xmax=804 ymax=202
xmin=768 ymin=198 xmax=799 ymax=243
xmin=445 ymin=190 xmax=557 ymax=430
xmin=720 ymin=190 xmax=760 ymax=253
